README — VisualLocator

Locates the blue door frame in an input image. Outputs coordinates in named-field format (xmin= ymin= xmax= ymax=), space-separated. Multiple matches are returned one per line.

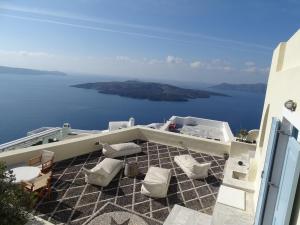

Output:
xmin=254 ymin=118 xmax=280 ymax=225
xmin=272 ymin=136 xmax=300 ymax=225
xmin=255 ymin=117 xmax=300 ymax=225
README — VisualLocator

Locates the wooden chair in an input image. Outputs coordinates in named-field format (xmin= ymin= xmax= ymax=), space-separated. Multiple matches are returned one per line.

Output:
xmin=22 ymin=172 xmax=52 ymax=200
xmin=28 ymin=150 xmax=55 ymax=173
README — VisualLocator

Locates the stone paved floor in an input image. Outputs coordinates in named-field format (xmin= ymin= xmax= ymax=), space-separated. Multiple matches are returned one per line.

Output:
xmin=34 ymin=141 xmax=225 ymax=224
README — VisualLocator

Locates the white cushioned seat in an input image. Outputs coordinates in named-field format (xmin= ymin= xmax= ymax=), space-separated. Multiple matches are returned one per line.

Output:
xmin=174 ymin=154 xmax=211 ymax=179
xmin=102 ymin=142 xmax=142 ymax=158
xmin=141 ymin=166 xmax=171 ymax=198
xmin=82 ymin=158 xmax=123 ymax=187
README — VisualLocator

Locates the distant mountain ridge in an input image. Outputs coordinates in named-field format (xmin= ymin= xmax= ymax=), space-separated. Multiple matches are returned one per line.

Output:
xmin=211 ymin=82 xmax=266 ymax=93
xmin=72 ymin=80 xmax=229 ymax=102
xmin=0 ymin=65 xmax=67 ymax=76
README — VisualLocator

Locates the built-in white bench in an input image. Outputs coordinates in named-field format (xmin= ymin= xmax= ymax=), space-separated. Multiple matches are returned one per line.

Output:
xmin=163 ymin=204 xmax=212 ymax=225
xmin=222 ymin=156 xmax=256 ymax=192
xmin=217 ymin=185 xmax=246 ymax=210
xmin=212 ymin=185 xmax=254 ymax=225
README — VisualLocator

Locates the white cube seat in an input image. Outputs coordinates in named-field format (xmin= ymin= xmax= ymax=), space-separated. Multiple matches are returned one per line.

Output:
xmin=174 ymin=154 xmax=211 ymax=179
xmin=141 ymin=166 xmax=171 ymax=198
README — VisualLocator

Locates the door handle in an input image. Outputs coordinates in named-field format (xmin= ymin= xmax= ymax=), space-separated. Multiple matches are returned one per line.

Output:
xmin=268 ymin=182 xmax=279 ymax=188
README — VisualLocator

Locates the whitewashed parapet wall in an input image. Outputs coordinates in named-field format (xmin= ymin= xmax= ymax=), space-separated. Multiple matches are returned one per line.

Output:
xmin=0 ymin=127 xmax=140 ymax=166
xmin=0 ymin=126 xmax=230 ymax=167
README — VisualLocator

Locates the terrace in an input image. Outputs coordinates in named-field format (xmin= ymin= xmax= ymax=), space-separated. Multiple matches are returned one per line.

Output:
xmin=33 ymin=140 xmax=224 ymax=224
xmin=0 ymin=126 xmax=234 ymax=225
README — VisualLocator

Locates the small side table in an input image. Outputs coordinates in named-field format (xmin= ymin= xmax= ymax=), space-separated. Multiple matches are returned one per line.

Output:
xmin=124 ymin=161 xmax=139 ymax=177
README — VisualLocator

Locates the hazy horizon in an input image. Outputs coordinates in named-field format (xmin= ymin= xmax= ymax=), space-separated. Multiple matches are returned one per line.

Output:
xmin=0 ymin=64 xmax=269 ymax=87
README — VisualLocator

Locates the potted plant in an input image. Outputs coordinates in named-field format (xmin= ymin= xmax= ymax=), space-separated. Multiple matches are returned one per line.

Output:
xmin=236 ymin=129 xmax=249 ymax=142
xmin=223 ymin=152 xmax=229 ymax=160
xmin=0 ymin=162 xmax=36 ymax=225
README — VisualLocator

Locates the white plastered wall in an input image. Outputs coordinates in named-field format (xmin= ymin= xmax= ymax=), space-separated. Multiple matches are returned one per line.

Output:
xmin=254 ymin=29 xmax=300 ymax=225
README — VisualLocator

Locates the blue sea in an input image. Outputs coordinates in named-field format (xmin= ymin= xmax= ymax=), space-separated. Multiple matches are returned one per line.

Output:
xmin=0 ymin=74 xmax=265 ymax=144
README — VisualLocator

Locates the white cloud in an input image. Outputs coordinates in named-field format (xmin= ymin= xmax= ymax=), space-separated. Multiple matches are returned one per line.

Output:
xmin=245 ymin=61 xmax=256 ymax=67
xmin=0 ymin=49 xmax=74 ymax=72
xmin=243 ymin=66 xmax=257 ymax=73
xmin=189 ymin=59 xmax=234 ymax=71
xmin=115 ymin=56 xmax=137 ymax=63
xmin=166 ymin=55 xmax=183 ymax=64
xmin=223 ymin=66 xmax=233 ymax=71
xmin=147 ymin=58 xmax=163 ymax=65
xmin=190 ymin=61 xmax=203 ymax=68
xmin=242 ymin=61 xmax=270 ymax=75
xmin=259 ymin=67 xmax=270 ymax=73
xmin=0 ymin=48 xmax=268 ymax=83
xmin=0 ymin=49 xmax=54 ymax=58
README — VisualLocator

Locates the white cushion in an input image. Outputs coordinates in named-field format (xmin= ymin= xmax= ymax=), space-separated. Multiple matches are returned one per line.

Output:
xmin=192 ymin=163 xmax=211 ymax=177
xmin=101 ymin=143 xmax=116 ymax=155
xmin=174 ymin=154 xmax=211 ymax=179
xmin=141 ymin=167 xmax=171 ymax=198
xmin=102 ymin=142 xmax=141 ymax=158
xmin=83 ymin=158 xmax=123 ymax=187
xmin=142 ymin=181 xmax=165 ymax=195
xmin=94 ymin=167 xmax=108 ymax=177
xmin=144 ymin=167 xmax=170 ymax=184
xmin=100 ymin=158 xmax=122 ymax=174
xmin=82 ymin=167 xmax=93 ymax=176
xmin=178 ymin=155 xmax=197 ymax=169
xmin=41 ymin=150 xmax=54 ymax=163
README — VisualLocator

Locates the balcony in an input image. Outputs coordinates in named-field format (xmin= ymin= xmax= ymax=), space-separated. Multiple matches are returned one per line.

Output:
xmin=0 ymin=126 xmax=245 ymax=225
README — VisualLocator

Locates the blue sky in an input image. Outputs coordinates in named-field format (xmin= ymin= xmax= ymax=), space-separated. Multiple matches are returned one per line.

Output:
xmin=0 ymin=0 xmax=299 ymax=83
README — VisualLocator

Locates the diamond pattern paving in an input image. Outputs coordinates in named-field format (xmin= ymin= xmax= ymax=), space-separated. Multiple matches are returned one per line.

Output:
xmin=34 ymin=140 xmax=224 ymax=224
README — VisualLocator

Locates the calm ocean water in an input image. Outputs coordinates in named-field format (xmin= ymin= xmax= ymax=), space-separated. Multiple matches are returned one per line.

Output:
xmin=0 ymin=74 xmax=265 ymax=144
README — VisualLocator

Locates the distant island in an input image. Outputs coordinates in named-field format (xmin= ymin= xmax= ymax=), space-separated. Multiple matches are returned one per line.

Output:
xmin=72 ymin=80 xmax=228 ymax=102
xmin=211 ymin=82 xmax=266 ymax=93
xmin=0 ymin=65 xmax=67 ymax=76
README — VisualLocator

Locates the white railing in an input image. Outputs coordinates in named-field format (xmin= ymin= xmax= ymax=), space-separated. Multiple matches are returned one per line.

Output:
xmin=0 ymin=127 xmax=62 ymax=152
xmin=70 ymin=129 xmax=103 ymax=134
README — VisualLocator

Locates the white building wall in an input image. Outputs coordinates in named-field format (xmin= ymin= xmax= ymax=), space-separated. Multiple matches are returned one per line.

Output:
xmin=254 ymin=29 xmax=300 ymax=225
